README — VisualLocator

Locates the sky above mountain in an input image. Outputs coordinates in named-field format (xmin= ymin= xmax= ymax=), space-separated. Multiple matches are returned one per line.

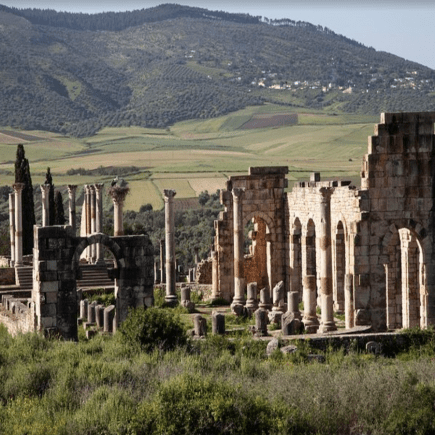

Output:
xmin=2 ymin=0 xmax=434 ymax=69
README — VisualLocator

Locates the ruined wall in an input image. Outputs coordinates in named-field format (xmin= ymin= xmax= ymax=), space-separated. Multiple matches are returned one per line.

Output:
xmin=0 ymin=268 xmax=15 ymax=285
xmin=195 ymin=258 xmax=212 ymax=284
xmin=215 ymin=167 xmax=288 ymax=301
xmin=33 ymin=225 xmax=154 ymax=339
xmin=360 ymin=112 xmax=435 ymax=329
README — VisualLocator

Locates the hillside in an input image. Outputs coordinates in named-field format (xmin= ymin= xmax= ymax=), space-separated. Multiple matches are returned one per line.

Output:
xmin=0 ymin=4 xmax=434 ymax=137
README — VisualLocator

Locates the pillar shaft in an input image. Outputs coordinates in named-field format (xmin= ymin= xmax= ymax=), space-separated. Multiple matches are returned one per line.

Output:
xmin=303 ymin=275 xmax=319 ymax=333
xmin=67 ymin=185 xmax=77 ymax=235
xmin=319 ymin=188 xmax=336 ymax=333
xmin=211 ymin=250 xmax=219 ymax=299
xmin=164 ymin=189 xmax=177 ymax=305
xmin=108 ymin=186 xmax=129 ymax=237
xmin=345 ymin=274 xmax=354 ymax=329
xmin=160 ymin=239 xmax=165 ymax=283
xmin=40 ymin=184 xmax=50 ymax=227
xmin=9 ymin=193 xmax=15 ymax=266
xmin=90 ymin=186 xmax=96 ymax=261
xmin=13 ymin=183 xmax=24 ymax=267
xmin=288 ymin=232 xmax=301 ymax=317
xmin=231 ymin=187 xmax=245 ymax=307
xmin=94 ymin=184 xmax=104 ymax=264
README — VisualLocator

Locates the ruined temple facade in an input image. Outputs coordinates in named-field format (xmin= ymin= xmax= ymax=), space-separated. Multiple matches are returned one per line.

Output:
xmin=214 ymin=112 xmax=435 ymax=331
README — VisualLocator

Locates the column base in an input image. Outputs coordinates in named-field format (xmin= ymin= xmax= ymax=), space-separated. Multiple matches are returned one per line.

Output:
xmin=318 ymin=321 xmax=337 ymax=333
xmin=165 ymin=295 xmax=178 ymax=307
xmin=303 ymin=316 xmax=319 ymax=334
xmin=231 ymin=300 xmax=245 ymax=316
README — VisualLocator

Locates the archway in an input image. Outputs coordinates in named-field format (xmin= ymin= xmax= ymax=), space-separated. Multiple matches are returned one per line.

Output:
xmin=243 ymin=211 xmax=275 ymax=294
xmin=290 ymin=218 xmax=302 ymax=302
xmin=334 ymin=221 xmax=346 ymax=313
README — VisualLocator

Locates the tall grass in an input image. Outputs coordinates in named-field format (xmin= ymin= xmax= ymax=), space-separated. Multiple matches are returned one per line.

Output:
xmin=0 ymin=322 xmax=435 ymax=434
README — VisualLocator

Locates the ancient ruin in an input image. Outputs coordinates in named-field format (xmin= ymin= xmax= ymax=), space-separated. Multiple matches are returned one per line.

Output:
xmin=1 ymin=111 xmax=435 ymax=337
xmin=214 ymin=112 xmax=435 ymax=332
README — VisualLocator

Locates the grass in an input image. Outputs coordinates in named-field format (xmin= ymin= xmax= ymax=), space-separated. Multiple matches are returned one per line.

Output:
xmin=0 ymin=106 xmax=378 ymax=209
xmin=1 ymin=322 xmax=435 ymax=434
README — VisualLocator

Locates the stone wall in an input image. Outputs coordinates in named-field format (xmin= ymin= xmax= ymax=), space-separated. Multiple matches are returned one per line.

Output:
xmin=196 ymin=258 xmax=212 ymax=284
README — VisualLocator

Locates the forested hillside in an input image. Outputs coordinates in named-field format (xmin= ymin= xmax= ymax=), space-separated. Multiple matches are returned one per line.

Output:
xmin=0 ymin=3 xmax=434 ymax=137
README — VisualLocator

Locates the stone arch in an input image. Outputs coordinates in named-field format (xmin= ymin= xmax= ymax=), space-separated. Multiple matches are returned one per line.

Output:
xmin=243 ymin=210 xmax=275 ymax=232
xmin=290 ymin=218 xmax=303 ymax=301
xmin=333 ymin=220 xmax=346 ymax=313
xmin=381 ymin=223 xmax=427 ymax=329
xmin=71 ymin=233 xmax=124 ymax=271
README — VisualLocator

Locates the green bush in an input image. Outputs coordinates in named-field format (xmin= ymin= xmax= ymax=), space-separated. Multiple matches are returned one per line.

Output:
xmin=119 ymin=307 xmax=187 ymax=352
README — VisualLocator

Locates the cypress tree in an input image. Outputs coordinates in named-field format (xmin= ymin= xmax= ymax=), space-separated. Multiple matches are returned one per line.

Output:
xmin=14 ymin=144 xmax=35 ymax=255
xmin=45 ymin=167 xmax=55 ymax=225
xmin=54 ymin=190 xmax=66 ymax=225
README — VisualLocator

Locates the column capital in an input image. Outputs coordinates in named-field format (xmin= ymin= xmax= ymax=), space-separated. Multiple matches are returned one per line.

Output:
xmin=40 ymin=184 xmax=50 ymax=197
xmin=319 ymin=186 xmax=333 ymax=202
xmin=108 ymin=186 xmax=130 ymax=205
xmin=67 ymin=184 xmax=77 ymax=193
xmin=232 ymin=187 xmax=245 ymax=200
xmin=163 ymin=189 xmax=177 ymax=201
xmin=12 ymin=183 xmax=25 ymax=193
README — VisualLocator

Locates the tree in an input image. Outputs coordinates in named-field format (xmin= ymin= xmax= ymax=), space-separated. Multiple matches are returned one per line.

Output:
xmin=54 ymin=190 xmax=66 ymax=225
xmin=14 ymin=144 xmax=35 ymax=255
xmin=45 ymin=167 xmax=55 ymax=225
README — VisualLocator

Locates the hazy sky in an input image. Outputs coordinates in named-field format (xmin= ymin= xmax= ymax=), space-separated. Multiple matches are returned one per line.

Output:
xmin=2 ymin=0 xmax=434 ymax=69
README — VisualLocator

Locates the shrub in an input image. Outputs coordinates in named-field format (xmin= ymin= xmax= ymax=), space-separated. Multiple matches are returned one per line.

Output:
xmin=119 ymin=307 xmax=187 ymax=352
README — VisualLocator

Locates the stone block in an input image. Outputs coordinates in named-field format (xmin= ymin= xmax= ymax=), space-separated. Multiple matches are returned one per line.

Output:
xmin=254 ymin=308 xmax=268 ymax=336
xmin=95 ymin=305 xmax=104 ymax=328
xmin=281 ymin=312 xmax=303 ymax=335
xmin=104 ymin=305 xmax=116 ymax=333
xmin=211 ymin=311 xmax=225 ymax=335
xmin=193 ymin=314 xmax=207 ymax=337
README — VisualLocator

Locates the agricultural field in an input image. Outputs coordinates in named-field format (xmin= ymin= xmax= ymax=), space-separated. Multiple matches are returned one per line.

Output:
xmin=0 ymin=105 xmax=379 ymax=211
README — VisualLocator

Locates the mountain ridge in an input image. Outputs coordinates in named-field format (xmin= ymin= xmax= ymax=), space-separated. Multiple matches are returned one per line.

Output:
xmin=0 ymin=3 xmax=434 ymax=137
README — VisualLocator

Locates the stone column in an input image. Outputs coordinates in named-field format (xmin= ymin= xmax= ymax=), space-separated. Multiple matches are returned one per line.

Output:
xmin=303 ymin=275 xmax=319 ymax=333
xmin=345 ymin=274 xmax=354 ymax=329
xmin=108 ymin=186 xmax=129 ymax=237
xmin=231 ymin=187 xmax=245 ymax=311
xmin=9 ymin=193 xmax=15 ymax=267
xmin=211 ymin=250 xmax=219 ymax=299
xmin=160 ymin=239 xmax=165 ymax=283
xmin=40 ymin=184 xmax=50 ymax=227
xmin=67 ymin=185 xmax=77 ymax=235
xmin=89 ymin=185 xmax=96 ymax=262
xmin=289 ymin=230 xmax=302 ymax=316
xmin=13 ymin=183 xmax=24 ymax=267
xmin=94 ymin=183 xmax=105 ymax=265
xmin=319 ymin=188 xmax=336 ymax=333
xmin=84 ymin=185 xmax=91 ymax=260
xmin=164 ymin=189 xmax=177 ymax=305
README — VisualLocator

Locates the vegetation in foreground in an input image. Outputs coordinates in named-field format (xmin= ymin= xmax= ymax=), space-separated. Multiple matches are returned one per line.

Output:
xmin=1 ymin=309 xmax=435 ymax=434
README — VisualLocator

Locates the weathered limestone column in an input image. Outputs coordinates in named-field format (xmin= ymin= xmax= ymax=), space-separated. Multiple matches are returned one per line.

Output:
xmin=211 ymin=250 xmax=219 ymax=299
xmin=319 ymin=188 xmax=336 ymax=333
xmin=159 ymin=239 xmax=165 ymax=283
xmin=94 ymin=183 xmax=105 ymax=265
xmin=84 ymin=184 xmax=92 ymax=260
xmin=12 ymin=183 xmax=24 ymax=267
xmin=303 ymin=275 xmax=319 ymax=333
xmin=40 ymin=184 xmax=50 ymax=227
xmin=89 ymin=185 xmax=97 ymax=262
xmin=164 ymin=189 xmax=177 ymax=305
xmin=231 ymin=187 xmax=245 ymax=311
xmin=345 ymin=274 xmax=354 ymax=329
xmin=9 ymin=193 xmax=15 ymax=267
xmin=108 ymin=186 xmax=129 ymax=237
xmin=67 ymin=185 xmax=77 ymax=235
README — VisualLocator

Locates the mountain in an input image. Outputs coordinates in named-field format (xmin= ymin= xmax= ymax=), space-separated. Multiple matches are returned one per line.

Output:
xmin=0 ymin=3 xmax=434 ymax=137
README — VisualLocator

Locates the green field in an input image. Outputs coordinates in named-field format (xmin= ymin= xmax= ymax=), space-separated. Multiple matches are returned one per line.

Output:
xmin=0 ymin=105 xmax=379 ymax=210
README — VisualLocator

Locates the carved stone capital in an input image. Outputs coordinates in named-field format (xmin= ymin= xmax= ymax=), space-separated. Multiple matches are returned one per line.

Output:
xmin=163 ymin=189 xmax=177 ymax=201
xmin=12 ymin=183 xmax=25 ymax=193
xmin=40 ymin=184 xmax=50 ymax=198
xmin=67 ymin=184 xmax=77 ymax=195
xmin=232 ymin=187 xmax=245 ymax=200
